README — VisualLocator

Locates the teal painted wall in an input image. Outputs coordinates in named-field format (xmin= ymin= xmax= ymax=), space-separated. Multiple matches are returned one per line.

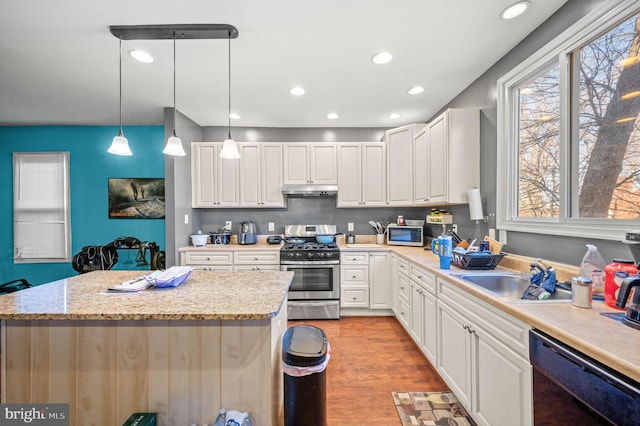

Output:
xmin=0 ymin=126 xmax=165 ymax=285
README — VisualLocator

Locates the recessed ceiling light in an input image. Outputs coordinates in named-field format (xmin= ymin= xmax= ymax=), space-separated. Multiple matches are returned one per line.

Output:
xmin=327 ymin=113 xmax=339 ymax=120
xmin=229 ymin=113 xmax=241 ymax=120
xmin=408 ymin=86 xmax=424 ymax=95
xmin=129 ymin=50 xmax=154 ymax=63
xmin=500 ymin=1 xmax=530 ymax=20
xmin=388 ymin=113 xmax=401 ymax=119
xmin=289 ymin=87 xmax=305 ymax=96
xmin=372 ymin=52 xmax=393 ymax=65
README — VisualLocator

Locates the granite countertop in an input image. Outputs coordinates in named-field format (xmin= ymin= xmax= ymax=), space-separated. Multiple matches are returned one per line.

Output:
xmin=0 ymin=270 xmax=293 ymax=321
xmin=381 ymin=244 xmax=640 ymax=383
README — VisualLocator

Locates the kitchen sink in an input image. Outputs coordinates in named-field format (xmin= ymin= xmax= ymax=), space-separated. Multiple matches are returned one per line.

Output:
xmin=454 ymin=272 xmax=572 ymax=303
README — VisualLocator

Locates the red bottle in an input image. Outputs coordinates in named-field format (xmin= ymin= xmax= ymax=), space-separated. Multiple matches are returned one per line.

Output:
xmin=604 ymin=259 xmax=638 ymax=310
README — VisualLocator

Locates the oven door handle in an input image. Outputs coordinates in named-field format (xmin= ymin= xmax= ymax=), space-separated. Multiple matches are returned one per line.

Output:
xmin=288 ymin=301 xmax=337 ymax=307
xmin=281 ymin=260 xmax=340 ymax=266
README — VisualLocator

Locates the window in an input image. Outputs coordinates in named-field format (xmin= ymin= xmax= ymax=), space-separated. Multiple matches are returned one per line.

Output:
xmin=13 ymin=152 xmax=71 ymax=263
xmin=498 ymin=0 xmax=640 ymax=240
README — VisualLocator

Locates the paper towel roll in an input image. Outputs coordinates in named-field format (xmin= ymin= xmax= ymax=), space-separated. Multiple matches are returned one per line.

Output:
xmin=467 ymin=188 xmax=484 ymax=221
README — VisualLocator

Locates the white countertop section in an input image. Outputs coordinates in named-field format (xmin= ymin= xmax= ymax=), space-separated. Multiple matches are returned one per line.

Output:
xmin=386 ymin=245 xmax=640 ymax=383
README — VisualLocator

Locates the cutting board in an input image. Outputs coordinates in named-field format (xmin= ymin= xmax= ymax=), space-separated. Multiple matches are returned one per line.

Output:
xmin=484 ymin=236 xmax=503 ymax=254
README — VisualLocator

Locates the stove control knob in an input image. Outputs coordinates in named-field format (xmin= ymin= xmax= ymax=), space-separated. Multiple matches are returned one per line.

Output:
xmin=308 ymin=252 xmax=315 ymax=258
xmin=318 ymin=252 xmax=326 ymax=258
xmin=295 ymin=252 xmax=302 ymax=258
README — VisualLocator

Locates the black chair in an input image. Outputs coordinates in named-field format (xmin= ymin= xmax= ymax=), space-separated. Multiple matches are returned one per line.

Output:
xmin=0 ymin=278 xmax=32 ymax=295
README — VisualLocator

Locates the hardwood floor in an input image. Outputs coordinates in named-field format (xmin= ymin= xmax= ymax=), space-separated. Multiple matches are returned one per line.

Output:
xmin=288 ymin=316 xmax=448 ymax=425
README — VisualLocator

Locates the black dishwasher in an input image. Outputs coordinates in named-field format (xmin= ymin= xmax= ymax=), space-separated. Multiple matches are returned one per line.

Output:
xmin=530 ymin=330 xmax=640 ymax=425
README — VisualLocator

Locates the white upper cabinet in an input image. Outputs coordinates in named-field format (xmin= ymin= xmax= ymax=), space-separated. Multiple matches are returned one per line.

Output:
xmin=337 ymin=142 xmax=386 ymax=207
xmin=415 ymin=108 xmax=480 ymax=205
xmin=283 ymin=143 xmax=337 ymax=184
xmin=385 ymin=123 xmax=423 ymax=206
xmin=238 ymin=143 xmax=285 ymax=207
xmin=191 ymin=142 xmax=239 ymax=208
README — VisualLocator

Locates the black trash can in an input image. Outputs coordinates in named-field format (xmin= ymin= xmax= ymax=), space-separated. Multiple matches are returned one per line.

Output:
xmin=282 ymin=325 xmax=329 ymax=426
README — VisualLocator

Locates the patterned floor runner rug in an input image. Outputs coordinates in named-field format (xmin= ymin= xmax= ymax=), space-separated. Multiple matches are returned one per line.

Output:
xmin=392 ymin=391 xmax=475 ymax=425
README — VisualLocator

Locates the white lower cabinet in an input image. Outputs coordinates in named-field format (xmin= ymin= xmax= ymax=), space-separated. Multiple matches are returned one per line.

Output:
xmin=180 ymin=251 xmax=234 ymax=271
xmin=396 ymin=258 xmax=411 ymax=331
xmin=340 ymin=252 xmax=369 ymax=308
xmin=436 ymin=278 xmax=532 ymax=426
xmin=341 ymin=251 xmax=392 ymax=310
xmin=409 ymin=264 xmax=437 ymax=364
xmin=369 ymin=252 xmax=391 ymax=309
xmin=180 ymin=250 xmax=280 ymax=272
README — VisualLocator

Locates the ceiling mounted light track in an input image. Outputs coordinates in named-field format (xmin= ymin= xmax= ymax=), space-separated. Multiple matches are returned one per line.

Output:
xmin=109 ymin=24 xmax=238 ymax=40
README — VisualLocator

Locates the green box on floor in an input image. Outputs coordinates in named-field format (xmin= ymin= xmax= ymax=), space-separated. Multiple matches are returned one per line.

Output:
xmin=122 ymin=413 xmax=157 ymax=426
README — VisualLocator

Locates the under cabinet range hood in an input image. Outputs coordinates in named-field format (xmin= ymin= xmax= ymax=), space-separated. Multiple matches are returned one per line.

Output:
xmin=281 ymin=184 xmax=338 ymax=197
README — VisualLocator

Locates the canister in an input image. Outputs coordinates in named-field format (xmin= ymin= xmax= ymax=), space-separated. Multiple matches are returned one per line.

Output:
xmin=604 ymin=259 xmax=638 ymax=310
xmin=571 ymin=276 xmax=592 ymax=308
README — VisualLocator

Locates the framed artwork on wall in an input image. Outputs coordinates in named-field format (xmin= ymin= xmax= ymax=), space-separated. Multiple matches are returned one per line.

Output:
xmin=108 ymin=178 xmax=165 ymax=219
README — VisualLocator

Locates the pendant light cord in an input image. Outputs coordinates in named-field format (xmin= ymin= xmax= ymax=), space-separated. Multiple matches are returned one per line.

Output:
xmin=118 ymin=36 xmax=123 ymax=131
xmin=228 ymin=31 xmax=232 ymax=139
xmin=173 ymin=34 xmax=177 ymax=133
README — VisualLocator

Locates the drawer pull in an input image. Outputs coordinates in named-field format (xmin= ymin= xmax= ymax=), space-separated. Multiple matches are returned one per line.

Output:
xmin=254 ymin=257 xmax=258 ymax=260
xmin=352 ymin=275 xmax=357 ymax=279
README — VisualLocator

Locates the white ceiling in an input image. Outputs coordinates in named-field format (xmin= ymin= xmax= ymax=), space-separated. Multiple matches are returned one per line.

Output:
xmin=0 ymin=0 xmax=567 ymax=128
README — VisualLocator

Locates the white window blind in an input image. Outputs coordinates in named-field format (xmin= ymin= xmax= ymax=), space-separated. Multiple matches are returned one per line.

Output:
xmin=13 ymin=152 xmax=71 ymax=263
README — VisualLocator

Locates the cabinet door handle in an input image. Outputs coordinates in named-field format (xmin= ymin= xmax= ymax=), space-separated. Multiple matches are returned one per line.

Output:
xmin=254 ymin=257 xmax=259 ymax=260
xmin=352 ymin=275 xmax=357 ymax=279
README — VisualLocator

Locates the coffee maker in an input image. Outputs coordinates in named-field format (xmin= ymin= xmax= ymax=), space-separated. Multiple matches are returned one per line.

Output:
xmin=238 ymin=221 xmax=257 ymax=245
xmin=617 ymin=232 xmax=640 ymax=329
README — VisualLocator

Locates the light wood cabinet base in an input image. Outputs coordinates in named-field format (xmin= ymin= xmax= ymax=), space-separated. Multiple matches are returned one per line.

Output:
xmin=1 ymin=311 xmax=286 ymax=426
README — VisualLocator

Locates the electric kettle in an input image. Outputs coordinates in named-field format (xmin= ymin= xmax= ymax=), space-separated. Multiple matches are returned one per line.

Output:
xmin=615 ymin=277 xmax=640 ymax=330
xmin=238 ymin=221 xmax=257 ymax=245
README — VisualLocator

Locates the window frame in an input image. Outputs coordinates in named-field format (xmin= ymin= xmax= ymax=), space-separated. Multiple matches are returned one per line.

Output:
xmin=497 ymin=0 xmax=640 ymax=241
xmin=13 ymin=152 xmax=72 ymax=263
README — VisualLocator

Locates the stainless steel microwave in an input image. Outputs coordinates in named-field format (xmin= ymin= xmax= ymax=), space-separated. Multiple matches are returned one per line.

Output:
xmin=386 ymin=225 xmax=424 ymax=246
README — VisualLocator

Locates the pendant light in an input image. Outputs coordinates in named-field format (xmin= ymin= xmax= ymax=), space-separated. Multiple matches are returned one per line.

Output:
xmin=108 ymin=36 xmax=133 ymax=156
xmin=219 ymin=32 xmax=241 ymax=159
xmin=163 ymin=34 xmax=186 ymax=156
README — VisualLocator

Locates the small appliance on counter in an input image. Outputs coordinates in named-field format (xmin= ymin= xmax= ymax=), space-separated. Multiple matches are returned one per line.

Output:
xmin=386 ymin=224 xmax=424 ymax=246
xmin=190 ymin=231 xmax=208 ymax=247
xmin=616 ymin=231 xmax=640 ymax=329
xmin=238 ymin=221 xmax=257 ymax=245
xmin=210 ymin=227 xmax=231 ymax=245
xmin=267 ymin=235 xmax=282 ymax=245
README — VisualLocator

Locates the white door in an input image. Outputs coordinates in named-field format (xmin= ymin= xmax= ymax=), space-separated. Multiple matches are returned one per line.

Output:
xmin=191 ymin=143 xmax=218 ymax=207
xmin=239 ymin=143 xmax=261 ymax=206
xmin=337 ymin=144 xmax=362 ymax=207
xmin=261 ymin=143 xmax=285 ymax=207
xmin=421 ymin=290 xmax=437 ymax=364
xmin=217 ymin=155 xmax=240 ymax=207
xmin=283 ymin=143 xmax=310 ymax=184
xmin=473 ymin=328 xmax=533 ymax=426
xmin=437 ymin=300 xmax=472 ymax=410
xmin=427 ymin=113 xmax=447 ymax=203
xmin=413 ymin=127 xmax=429 ymax=204
xmin=386 ymin=125 xmax=416 ymax=205
xmin=361 ymin=143 xmax=386 ymax=206
xmin=369 ymin=252 xmax=391 ymax=309
xmin=310 ymin=143 xmax=337 ymax=184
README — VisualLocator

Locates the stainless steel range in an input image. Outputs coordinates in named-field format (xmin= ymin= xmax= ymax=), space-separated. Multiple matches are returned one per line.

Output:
xmin=280 ymin=224 xmax=340 ymax=320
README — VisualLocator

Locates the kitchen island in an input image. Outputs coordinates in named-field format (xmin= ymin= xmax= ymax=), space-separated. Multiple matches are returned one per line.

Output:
xmin=0 ymin=269 xmax=293 ymax=426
